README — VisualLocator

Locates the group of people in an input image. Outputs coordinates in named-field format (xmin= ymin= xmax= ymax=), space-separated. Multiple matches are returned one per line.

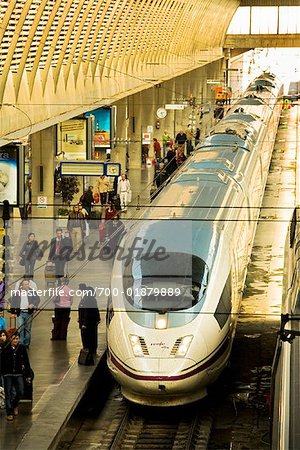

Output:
xmin=0 ymin=276 xmax=101 ymax=421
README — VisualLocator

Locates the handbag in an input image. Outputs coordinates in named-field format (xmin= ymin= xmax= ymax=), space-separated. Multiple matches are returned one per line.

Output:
xmin=127 ymin=190 xmax=132 ymax=203
xmin=19 ymin=256 xmax=25 ymax=266
xmin=78 ymin=348 xmax=94 ymax=366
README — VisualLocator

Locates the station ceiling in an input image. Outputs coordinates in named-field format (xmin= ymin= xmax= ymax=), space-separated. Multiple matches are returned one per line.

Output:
xmin=0 ymin=0 xmax=239 ymax=143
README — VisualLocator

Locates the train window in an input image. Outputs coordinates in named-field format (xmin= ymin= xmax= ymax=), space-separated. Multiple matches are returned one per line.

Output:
xmin=214 ymin=273 xmax=232 ymax=328
xmin=123 ymin=252 xmax=209 ymax=312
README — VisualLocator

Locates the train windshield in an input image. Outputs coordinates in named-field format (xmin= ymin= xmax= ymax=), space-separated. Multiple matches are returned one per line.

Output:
xmin=123 ymin=252 xmax=209 ymax=311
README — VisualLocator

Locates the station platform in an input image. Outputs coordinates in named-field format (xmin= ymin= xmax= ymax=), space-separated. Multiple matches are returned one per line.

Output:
xmin=0 ymin=167 xmax=154 ymax=449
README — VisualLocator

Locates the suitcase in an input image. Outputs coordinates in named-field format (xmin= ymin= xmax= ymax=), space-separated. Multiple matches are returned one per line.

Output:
xmin=45 ymin=261 xmax=56 ymax=285
xmin=78 ymin=348 xmax=94 ymax=366
xmin=7 ymin=315 xmax=17 ymax=337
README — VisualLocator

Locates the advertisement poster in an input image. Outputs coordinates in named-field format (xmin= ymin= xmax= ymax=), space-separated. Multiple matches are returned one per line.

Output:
xmin=0 ymin=146 xmax=18 ymax=205
xmin=85 ymin=107 xmax=111 ymax=149
xmin=57 ymin=119 xmax=87 ymax=160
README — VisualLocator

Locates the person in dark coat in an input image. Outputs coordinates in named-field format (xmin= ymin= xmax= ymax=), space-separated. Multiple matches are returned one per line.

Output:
xmin=195 ymin=128 xmax=201 ymax=146
xmin=78 ymin=284 xmax=100 ymax=354
xmin=105 ymin=216 xmax=125 ymax=257
xmin=165 ymin=146 xmax=177 ymax=176
xmin=0 ymin=332 xmax=32 ymax=420
xmin=81 ymin=186 xmax=94 ymax=216
xmin=48 ymin=228 xmax=73 ymax=278
xmin=175 ymin=130 xmax=187 ymax=147
xmin=19 ymin=232 xmax=41 ymax=278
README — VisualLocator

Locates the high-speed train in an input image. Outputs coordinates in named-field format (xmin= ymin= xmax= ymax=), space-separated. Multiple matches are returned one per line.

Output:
xmin=107 ymin=73 xmax=283 ymax=406
xmin=271 ymin=207 xmax=300 ymax=450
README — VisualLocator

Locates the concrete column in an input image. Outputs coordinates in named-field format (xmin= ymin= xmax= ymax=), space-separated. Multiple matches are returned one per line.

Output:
xmin=128 ymin=92 xmax=142 ymax=169
xmin=112 ymin=99 xmax=127 ymax=172
xmin=31 ymin=126 xmax=56 ymax=217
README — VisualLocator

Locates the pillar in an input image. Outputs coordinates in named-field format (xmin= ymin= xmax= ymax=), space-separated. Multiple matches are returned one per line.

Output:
xmin=128 ymin=92 xmax=142 ymax=169
xmin=31 ymin=126 xmax=56 ymax=217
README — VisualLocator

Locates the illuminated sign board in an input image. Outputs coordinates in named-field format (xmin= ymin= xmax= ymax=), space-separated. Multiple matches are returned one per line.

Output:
xmin=85 ymin=107 xmax=111 ymax=149
xmin=0 ymin=146 xmax=18 ymax=205
xmin=57 ymin=118 xmax=87 ymax=160
xmin=60 ymin=161 xmax=121 ymax=177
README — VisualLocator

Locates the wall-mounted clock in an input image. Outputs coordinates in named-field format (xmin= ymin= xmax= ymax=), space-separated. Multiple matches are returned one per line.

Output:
xmin=156 ymin=107 xmax=167 ymax=119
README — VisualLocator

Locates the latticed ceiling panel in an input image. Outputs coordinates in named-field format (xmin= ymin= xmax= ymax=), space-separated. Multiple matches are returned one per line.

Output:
xmin=0 ymin=0 xmax=239 ymax=140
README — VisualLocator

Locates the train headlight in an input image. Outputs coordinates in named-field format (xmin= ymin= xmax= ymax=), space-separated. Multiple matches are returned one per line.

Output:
xmin=129 ymin=334 xmax=144 ymax=357
xmin=156 ymin=315 xmax=167 ymax=329
xmin=177 ymin=335 xmax=193 ymax=357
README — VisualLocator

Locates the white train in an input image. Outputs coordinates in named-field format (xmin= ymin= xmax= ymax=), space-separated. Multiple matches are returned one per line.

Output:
xmin=107 ymin=73 xmax=283 ymax=406
xmin=271 ymin=208 xmax=300 ymax=450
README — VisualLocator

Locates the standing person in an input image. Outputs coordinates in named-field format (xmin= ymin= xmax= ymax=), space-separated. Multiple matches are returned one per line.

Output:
xmin=96 ymin=175 xmax=109 ymax=206
xmin=9 ymin=278 xmax=40 ymax=348
xmin=162 ymin=130 xmax=171 ymax=157
xmin=0 ymin=329 xmax=9 ymax=387
xmin=0 ymin=308 xmax=6 ymax=331
xmin=153 ymin=138 xmax=162 ymax=160
xmin=195 ymin=127 xmax=201 ymax=146
xmin=78 ymin=284 xmax=100 ymax=354
xmin=176 ymin=146 xmax=187 ymax=167
xmin=81 ymin=185 xmax=94 ymax=216
xmin=117 ymin=173 xmax=131 ymax=211
xmin=166 ymin=145 xmax=177 ymax=176
xmin=154 ymin=162 xmax=168 ymax=188
xmin=48 ymin=228 xmax=70 ymax=279
xmin=67 ymin=205 xmax=85 ymax=252
xmin=105 ymin=201 xmax=117 ymax=238
xmin=51 ymin=278 xmax=73 ymax=341
xmin=186 ymin=124 xmax=194 ymax=155
xmin=175 ymin=130 xmax=187 ymax=152
xmin=0 ymin=332 xmax=32 ymax=421
xmin=106 ymin=216 xmax=125 ymax=256
xmin=19 ymin=233 xmax=40 ymax=278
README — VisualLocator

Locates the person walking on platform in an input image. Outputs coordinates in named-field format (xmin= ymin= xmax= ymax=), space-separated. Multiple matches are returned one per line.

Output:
xmin=48 ymin=228 xmax=73 ymax=279
xmin=0 ymin=329 xmax=9 ymax=387
xmin=80 ymin=185 xmax=94 ymax=216
xmin=165 ymin=145 xmax=177 ymax=176
xmin=97 ymin=175 xmax=109 ymax=206
xmin=153 ymin=138 xmax=162 ymax=160
xmin=0 ymin=332 xmax=32 ymax=421
xmin=194 ymin=127 xmax=201 ymax=146
xmin=19 ymin=232 xmax=41 ymax=278
xmin=51 ymin=278 xmax=73 ymax=341
xmin=67 ymin=205 xmax=85 ymax=253
xmin=162 ymin=130 xmax=171 ymax=157
xmin=117 ymin=173 xmax=131 ymax=211
xmin=175 ymin=130 xmax=187 ymax=152
xmin=9 ymin=278 xmax=40 ymax=348
xmin=78 ymin=284 xmax=100 ymax=354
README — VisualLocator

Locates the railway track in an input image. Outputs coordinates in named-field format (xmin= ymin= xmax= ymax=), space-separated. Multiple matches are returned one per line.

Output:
xmin=58 ymin=384 xmax=214 ymax=449
xmin=100 ymin=389 xmax=214 ymax=450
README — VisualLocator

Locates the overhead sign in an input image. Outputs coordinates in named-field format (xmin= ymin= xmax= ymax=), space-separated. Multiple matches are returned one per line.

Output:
xmin=207 ymin=79 xmax=222 ymax=84
xmin=60 ymin=161 xmax=105 ymax=176
xmin=165 ymin=104 xmax=186 ymax=110
xmin=60 ymin=161 xmax=121 ymax=177
xmin=37 ymin=196 xmax=47 ymax=208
